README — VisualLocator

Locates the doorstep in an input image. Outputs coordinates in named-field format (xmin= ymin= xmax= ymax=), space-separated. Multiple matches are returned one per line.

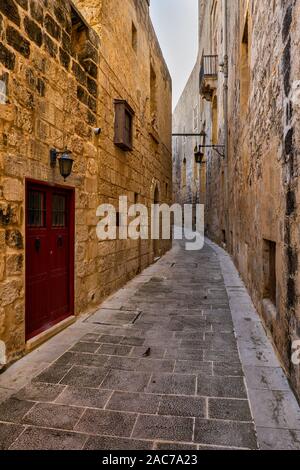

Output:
xmin=26 ymin=316 xmax=76 ymax=353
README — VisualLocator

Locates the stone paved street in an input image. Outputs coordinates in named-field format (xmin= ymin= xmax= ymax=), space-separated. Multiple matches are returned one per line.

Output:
xmin=0 ymin=240 xmax=300 ymax=450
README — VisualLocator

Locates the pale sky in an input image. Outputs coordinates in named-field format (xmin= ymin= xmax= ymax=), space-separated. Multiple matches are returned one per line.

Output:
xmin=150 ymin=0 xmax=199 ymax=110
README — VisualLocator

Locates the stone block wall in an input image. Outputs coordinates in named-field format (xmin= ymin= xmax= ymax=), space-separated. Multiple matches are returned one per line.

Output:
xmin=0 ymin=0 xmax=172 ymax=365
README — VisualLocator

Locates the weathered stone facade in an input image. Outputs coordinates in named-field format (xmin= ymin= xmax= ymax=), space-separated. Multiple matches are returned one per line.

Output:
xmin=0 ymin=0 xmax=172 ymax=365
xmin=173 ymin=0 xmax=300 ymax=399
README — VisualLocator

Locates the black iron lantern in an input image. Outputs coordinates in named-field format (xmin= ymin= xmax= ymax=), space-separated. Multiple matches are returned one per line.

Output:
xmin=194 ymin=145 xmax=204 ymax=164
xmin=59 ymin=150 xmax=74 ymax=181
xmin=50 ymin=148 xmax=74 ymax=181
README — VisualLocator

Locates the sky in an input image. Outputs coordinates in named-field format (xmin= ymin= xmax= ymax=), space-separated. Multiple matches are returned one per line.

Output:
xmin=150 ymin=0 xmax=199 ymax=110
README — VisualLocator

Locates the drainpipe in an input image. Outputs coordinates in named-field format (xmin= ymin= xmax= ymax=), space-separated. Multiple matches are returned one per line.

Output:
xmin=222 ymin=0 xmax=229 ymax=247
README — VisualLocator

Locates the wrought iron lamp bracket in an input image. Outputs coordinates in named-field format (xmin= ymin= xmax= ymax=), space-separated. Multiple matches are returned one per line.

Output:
xmin=198 ymin=145 xmax=225 ymax=159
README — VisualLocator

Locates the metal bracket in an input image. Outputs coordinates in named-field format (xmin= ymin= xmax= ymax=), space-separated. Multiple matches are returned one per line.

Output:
xmin=50 ymin=148 xmax=58 ymax=168
xmin=198 ymin=145 xmax=225 ymax=159
xmin=172 ymin=133 xmax=205 ymax=137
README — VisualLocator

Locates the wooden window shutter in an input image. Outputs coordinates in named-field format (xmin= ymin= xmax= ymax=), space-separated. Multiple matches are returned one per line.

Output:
xmin=114 ymin=100 xmax=134 ymax=151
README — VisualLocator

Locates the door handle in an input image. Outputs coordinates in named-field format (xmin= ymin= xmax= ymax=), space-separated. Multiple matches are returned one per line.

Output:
xmin=35 ymin=238 xmax=41 ymax=252
xmin=57 ymin=235 xmax=63 ymax=247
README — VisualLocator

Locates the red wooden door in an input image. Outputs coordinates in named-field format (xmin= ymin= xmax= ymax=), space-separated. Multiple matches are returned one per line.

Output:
xmin=25 ymin=181 xmax=74 ymax=340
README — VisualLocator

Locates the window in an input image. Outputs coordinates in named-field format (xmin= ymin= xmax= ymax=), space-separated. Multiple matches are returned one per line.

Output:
xmin=52 ymin=194 xmax=66 ymax=227
xmin=263 ymin=239 xmax=277 ymax=306
xmin=240 ymin=13 xmax=250 ymax=114
xmin=150 ymin=64 xmax=157 ymax=124
xmin=132 ymin=22 xmax=137 ymax=52
xmin=114 ymin=100 xmax=134 ymax=151
xmin=28 ymin=191 xmax=46 ymax=227
xmin=222 ymin=230 xmax=226 ymax=245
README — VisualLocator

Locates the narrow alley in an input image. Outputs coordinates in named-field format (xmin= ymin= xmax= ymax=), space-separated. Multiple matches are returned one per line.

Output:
xmin=0 ymin=240 xmax=299 ymax=450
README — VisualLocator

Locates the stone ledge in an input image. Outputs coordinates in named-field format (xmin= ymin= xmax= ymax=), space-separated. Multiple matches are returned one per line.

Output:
xmin=26 ymin=316 xmax=76 ymax=353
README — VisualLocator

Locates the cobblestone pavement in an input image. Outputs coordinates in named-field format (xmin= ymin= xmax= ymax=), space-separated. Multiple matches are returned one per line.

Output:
xmin=0 ymin=240 xmax=300 ymax=450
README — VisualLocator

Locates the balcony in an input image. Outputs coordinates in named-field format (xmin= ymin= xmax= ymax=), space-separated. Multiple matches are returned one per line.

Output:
xmin=199 ymin=55 xmax=218 ymax=101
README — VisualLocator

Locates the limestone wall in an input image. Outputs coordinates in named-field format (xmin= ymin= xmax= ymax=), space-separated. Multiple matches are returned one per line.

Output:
xmin=198 ymin=0 xmax=300 ymax=397
xmin=0 ymin=0 xmax=172 ymax=364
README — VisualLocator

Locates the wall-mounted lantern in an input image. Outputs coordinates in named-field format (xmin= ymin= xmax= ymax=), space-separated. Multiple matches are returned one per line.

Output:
xmin=50 ymin=148 xmax=74 ymax=181
xmin=194 ymin=145 xmax=204 ymax=164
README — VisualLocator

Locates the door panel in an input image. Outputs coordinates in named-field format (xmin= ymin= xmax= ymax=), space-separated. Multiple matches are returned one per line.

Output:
xmin=26 ymin=182 xmax=74 ymax=340
xmin=49 ymin=193 xmax=69 ymax=320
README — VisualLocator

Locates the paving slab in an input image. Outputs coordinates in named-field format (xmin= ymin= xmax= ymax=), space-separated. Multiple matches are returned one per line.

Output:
xmin=55 ymin=386 xmax=112 ymax=409
xmin=106 ymin=391 xmax=160 ymax=414
xmin=60 ymin=365 xmax=108 ymax=388
xmin=194 ymin=419 xmax=257 ymax=449
xmin=132 ymin=414 xmax=193 ymax=442
xmin=75 ymin=409 xmax=137 ymax=437
xmin=84 ymin=435 xmax=153 ymax=450
xmin=208 ymin=398 xmax=252 ymax=421
xmin=13 ymin=382 xmax=65 ymax=402
xmin=22 ymin=402 xmax=84 ymax=430
xmin=0 ymin=423 xmax=25 ymax=450
xmin=10 ymin=426 xmax=87 ymax=450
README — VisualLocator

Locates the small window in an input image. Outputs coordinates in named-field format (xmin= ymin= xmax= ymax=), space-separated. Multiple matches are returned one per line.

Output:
xmin=263 ymin=239 xmax=277 ymax=306
xmin=222 ymin=230 xmax=226 ymax=245
xmin=52 ymin=194 xmax=66 ymax=227
xmin=132 ymin=22 xmax=137 ymax=52
xmin=28 ymin=191 xmax=46 ymax=227
xmin=114 ymin=100 xmax=134 ymax=151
